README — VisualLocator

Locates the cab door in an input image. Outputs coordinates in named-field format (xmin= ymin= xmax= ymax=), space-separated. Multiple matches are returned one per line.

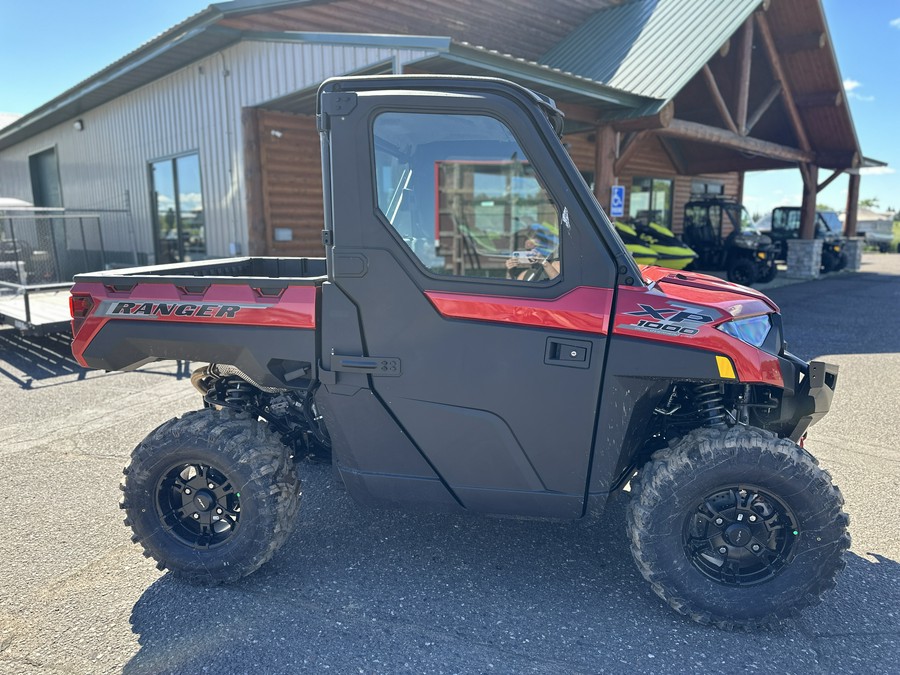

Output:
xmin=320 ymin=81 xmax=620 ymax=518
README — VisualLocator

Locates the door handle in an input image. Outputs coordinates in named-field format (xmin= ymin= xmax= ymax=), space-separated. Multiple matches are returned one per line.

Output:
xmin=544 ymin=337 xmax=592 ymax=369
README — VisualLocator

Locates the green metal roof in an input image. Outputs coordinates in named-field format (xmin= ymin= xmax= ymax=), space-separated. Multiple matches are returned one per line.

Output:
xmin=540 ymin=0 xmax=764 ymax=102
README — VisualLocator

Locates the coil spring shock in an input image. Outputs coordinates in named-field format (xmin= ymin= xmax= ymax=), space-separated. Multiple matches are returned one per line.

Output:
xmin=223 ymin=378 xmax=255 ymax=407
xmin=694 ymin=382 xmax=727 ymax=428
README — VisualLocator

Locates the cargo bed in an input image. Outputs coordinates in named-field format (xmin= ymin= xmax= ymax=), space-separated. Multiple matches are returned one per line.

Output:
xmin=70 ymin=257 xmax=327 ymax=389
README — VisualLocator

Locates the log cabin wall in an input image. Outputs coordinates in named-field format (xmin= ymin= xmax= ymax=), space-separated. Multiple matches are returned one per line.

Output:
xmin=257 ymin=110 xmax=324 ymax=256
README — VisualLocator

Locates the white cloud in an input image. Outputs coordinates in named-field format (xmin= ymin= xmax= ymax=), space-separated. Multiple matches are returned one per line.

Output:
xmin=843 ymin=79 xmax=875 ymax=101
xmin=860 ymin=166 xmax=896 ymax=176
xmin=890 ymin=17 xmax=900 ymax=28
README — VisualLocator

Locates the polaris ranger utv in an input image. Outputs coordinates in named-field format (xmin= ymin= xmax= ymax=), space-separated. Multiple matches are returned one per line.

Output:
xmin=69 ymin=76 xmax=847 ymax=629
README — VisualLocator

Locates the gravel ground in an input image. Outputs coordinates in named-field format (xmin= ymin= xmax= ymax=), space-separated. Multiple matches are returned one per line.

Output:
xmin=0 ymin=253 xmax=897 ymax=674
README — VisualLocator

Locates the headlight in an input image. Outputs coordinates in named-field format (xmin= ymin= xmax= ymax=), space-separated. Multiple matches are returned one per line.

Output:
xmin=718 ymin=314 xmax=771 ymax=347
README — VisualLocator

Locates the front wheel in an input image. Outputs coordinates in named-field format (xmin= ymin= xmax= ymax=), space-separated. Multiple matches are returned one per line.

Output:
xmin=627 ymin=427 xmax=849 ymax=629
xmin=121 ymin=408 xmax=301 ymax=583
xmin=757 ymin=263 xmax=778 ymax=284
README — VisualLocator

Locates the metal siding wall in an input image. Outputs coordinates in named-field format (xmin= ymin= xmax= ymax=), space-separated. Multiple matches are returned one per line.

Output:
xmin=0 ymin=42 xmax=433 ymax=261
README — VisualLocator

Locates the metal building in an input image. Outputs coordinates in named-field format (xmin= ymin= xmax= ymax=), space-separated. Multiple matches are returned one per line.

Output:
xmin=0 ymin=0 xmax=876 ymax=275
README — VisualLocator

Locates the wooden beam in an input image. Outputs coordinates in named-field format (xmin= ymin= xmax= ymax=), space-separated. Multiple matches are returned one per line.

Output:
xmin=701 ymin=64 xmax=740 ymax=135
xmin=610 ymin=102 xmax=673 ymax=132
xmin=718 ymin=38 xmax=731 ymax=58
xmin=242 ymin=107 xmax=267 ymax=256
xmin=794 ymin=90 xmax=843 ymax=108
xmin=817 ymin=169 xmax=843 ymax=192
xmin=799 ymin=163 xmax=818 ymax=240
xmin=615 ymin=130 xmax=648 ymax=174
xmin=755 ymin=11 xmax=811 ymax=151
xmin=657 ymin=118 xmax=815 ymax=164
xmin=735 ymin=18 xmax=754 ymax=135
xmin=594 ymin=125 xmax=617 ymax=211
xmin=845 ymin=173 xmax=860 ymax=237
xmin=557 ymin=101 xmax=602 ymax=125
xmin=776 ymin=32 xmax=826 ymax=54
xmin=745 ymin=81 xmax=782 ymax=134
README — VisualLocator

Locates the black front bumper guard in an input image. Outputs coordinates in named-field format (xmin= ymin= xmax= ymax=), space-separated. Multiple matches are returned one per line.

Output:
xmin=777 ymin=354 xmax=839 ymax=442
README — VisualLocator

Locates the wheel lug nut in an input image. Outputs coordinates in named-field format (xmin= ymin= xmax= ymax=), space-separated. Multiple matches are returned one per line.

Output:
xmin=216 ymin=508 xmax=223 ymax=515
xmin=718 ymin=547 xmax=727 ymax=554
xmin=208 ymin=483 xmax=216 ymax=490
xmin=184 ymin=488 xmax=192 ymax=495
xmin=752 ymin=544 xmax=761 ymax=552
xmin=192 ymin=513 xmax=200 ymax=520
xmin=749 ymin=515 xmax=757 ymax=522
xmin=714 ymin=518 xmax=723 ymax=526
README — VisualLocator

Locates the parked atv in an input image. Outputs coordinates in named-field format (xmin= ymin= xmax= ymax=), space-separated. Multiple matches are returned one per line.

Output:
xmin=613 ymin=221 xmax=659 ymax=266
xmin=635 ymin=220 xmax=697 ymax=270
xmin=683 ymin=198 xmax=777 ymax=285
xmin=770 ymin=207 xmax=847 ymax=272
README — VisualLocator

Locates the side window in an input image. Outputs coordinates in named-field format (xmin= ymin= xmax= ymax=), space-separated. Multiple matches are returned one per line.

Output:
xmin=373 ymin=112 xmax=561 ymax=282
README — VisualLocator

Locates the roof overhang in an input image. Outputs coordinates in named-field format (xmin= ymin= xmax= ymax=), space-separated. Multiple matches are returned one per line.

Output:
xmin=0 ymin=22 xmax=656 ymax=151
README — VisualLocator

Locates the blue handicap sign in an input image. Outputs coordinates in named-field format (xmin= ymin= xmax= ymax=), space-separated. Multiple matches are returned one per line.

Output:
xmin=610 ymin=185 xmax=625 ymax=217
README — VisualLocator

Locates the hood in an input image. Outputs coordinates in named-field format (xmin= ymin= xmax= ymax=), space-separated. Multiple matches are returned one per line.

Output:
xmin=639 ymin=266 xmax=778 ymax=316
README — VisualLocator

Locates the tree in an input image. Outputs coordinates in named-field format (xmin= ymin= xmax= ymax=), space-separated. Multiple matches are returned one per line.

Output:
xmin=816 ymin=203 xmax=835 ymax=211
xmin=859 ymin=197 xmax=880 ymax=209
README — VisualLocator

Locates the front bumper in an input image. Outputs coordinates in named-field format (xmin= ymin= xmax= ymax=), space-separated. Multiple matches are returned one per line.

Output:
xmin=775 ymin=354 xmax=839 ymax=442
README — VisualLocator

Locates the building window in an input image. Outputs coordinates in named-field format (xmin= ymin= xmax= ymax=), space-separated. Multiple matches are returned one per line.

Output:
xmin=373 ymin=112 xmax=561 ymax=282
xmin=150 ymin=153 xmax=205 ymax=263
xmin=629 ymin=177 xmax=672 ymax=227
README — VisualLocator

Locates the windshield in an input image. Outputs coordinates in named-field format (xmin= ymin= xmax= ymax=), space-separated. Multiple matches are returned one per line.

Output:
xmin=724 ymin=204 xmax=759 ymax=234
xmin=819 ymin=211 xmax=842 ymax=233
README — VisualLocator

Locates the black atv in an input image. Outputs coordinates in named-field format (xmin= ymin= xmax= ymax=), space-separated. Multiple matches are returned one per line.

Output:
xmin=769 ymin=207 xmax=847 ymax=273
xmin=683 ymin=197 xmax=778 ymax=285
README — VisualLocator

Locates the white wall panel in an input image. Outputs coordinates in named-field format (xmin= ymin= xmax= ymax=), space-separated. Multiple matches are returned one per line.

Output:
xmin=0 ymin=40 xmax=434 ymax=262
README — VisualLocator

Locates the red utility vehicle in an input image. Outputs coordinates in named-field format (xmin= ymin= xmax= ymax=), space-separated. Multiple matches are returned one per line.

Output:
xmin=70 ymin=76 xmax=847 ymax=629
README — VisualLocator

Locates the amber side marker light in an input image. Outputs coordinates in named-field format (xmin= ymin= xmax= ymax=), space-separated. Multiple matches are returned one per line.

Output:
xmin=716 ymin=355 xmax=737 ymax=380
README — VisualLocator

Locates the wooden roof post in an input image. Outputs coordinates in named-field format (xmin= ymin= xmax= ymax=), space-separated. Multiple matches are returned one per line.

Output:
xmin=242 ymin=106 xmax=267 ymax=256
xmin=845 ymin=173 xmax=860 ymax=237
xmin=799 ymin=162 xmax=818 ymax=239
xmin=594 ymin=124 xmax=617 ymax=214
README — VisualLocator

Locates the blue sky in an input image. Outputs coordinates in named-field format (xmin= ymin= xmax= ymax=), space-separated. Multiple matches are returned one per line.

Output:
xmin=1 ymin=0 xmax=897 ymax=216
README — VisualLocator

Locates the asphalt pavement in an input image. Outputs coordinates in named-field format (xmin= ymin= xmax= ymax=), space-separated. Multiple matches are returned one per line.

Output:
xmin=0 ymin=254 xmax=897 ymax=674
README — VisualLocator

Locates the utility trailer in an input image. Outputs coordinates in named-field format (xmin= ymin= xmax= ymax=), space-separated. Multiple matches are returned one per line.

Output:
xmin=69 ymin=76 xmax=848 ymax=629
xmin=1 ymin=209 xmax=135 ymax=334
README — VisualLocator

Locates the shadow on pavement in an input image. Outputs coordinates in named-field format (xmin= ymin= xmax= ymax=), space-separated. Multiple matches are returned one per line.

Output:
xmin=0 ymin=328 xmax=191 ymax=389
xmin=123 ymin=463 xmax=899 ymax=674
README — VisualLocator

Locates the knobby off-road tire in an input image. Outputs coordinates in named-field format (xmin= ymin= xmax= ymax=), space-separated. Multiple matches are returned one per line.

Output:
xmin=627 ymin=426 xmax=850 ymax=629
xmin=726 ymin=258 xmax=757 ymax=286
xmin=120 ymin=408 xmax=301 ymax=583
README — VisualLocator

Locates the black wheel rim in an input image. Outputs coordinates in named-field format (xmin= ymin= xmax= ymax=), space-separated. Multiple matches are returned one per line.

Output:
xmin=156 ymin=462 xmax=242 ymax=549
xmin=730 ymin=264 xmax=752 ymax=285
xmin=683 ymin=485 xmax=799 ymax=586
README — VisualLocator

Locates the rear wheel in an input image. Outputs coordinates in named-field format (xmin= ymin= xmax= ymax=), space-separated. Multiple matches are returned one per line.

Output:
xmin=627 ymin=427 xmax=849 ymax=629
xmin=726 ymin=258 xmax=757 ymax=285
xmin=121 ymin=408 xmax=301 ymax=583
